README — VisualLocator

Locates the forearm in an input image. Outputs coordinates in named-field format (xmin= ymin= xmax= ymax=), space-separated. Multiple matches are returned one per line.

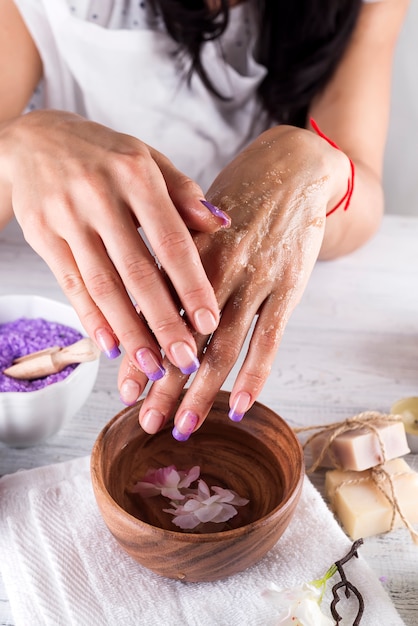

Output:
xmin=310 ymin=0 xmax=409 ymax=260
xmin=0 ymin=119 xmax=14 ymax=230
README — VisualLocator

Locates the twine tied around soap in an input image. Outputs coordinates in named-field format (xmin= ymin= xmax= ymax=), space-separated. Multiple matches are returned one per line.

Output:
xmin=293 ymin=411 xmax=402 ymax=473
xmin=334 ymin=466 xmax=418 ymax=546
xmin=293 ymin=411 xmax=418 ymax=545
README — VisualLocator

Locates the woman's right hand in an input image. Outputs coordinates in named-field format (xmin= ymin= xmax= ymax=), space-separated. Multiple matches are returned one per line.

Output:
xmin=0 ymin=110 xmax=229 ymax=385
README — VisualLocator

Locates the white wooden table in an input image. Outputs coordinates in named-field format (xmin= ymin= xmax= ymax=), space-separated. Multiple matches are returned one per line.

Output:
xmin=1 ymin=215 xmax=417 ymax=625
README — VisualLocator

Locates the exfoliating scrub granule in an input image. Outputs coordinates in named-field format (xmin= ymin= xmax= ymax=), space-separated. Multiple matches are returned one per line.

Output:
xmin=0 ymin=317 xmax=83 ymax=392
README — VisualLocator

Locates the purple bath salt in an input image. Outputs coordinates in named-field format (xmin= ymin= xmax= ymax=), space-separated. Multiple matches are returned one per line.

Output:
xmin=0 ymin=317 xmax=83 ymax=392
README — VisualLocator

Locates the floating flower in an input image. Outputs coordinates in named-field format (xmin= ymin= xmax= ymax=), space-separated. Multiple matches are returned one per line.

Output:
xmin=131 ymin=465 xmax=200 ymax=500
xmin=131 ymin=465 xmax=249 ymax=531
xmin=163 ymin=479 xmax=249 ymax=529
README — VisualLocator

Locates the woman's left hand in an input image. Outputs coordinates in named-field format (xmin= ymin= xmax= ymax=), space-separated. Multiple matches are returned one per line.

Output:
xmin=118 ymin=124 xmax=351 ymax=437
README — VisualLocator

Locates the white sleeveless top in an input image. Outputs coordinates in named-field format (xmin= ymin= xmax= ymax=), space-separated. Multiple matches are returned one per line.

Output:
xmin=14 ymin=0 xmax=379 ymax=190
xmin=14 ymin=0 xmax=268 ymax=191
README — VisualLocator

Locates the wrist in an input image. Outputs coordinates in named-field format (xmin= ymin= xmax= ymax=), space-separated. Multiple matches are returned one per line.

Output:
xmin=310 ymin=119 xmax=355 ymax=217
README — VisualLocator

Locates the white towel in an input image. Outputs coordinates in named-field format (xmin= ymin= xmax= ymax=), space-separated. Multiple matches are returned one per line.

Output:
xmin=0 ymin=457 xmax=405 ymax=626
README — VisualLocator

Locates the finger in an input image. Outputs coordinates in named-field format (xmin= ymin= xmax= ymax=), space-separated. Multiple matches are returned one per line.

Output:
xmin=125 ymin=166 xmax=221 ymax=338
xmin=139 ymin=289 xmax=261 ymax=439
xmin=93 ymin=212 xmax=203 ymax=375
xmin=149 ymin=148 xmax=231 ymax=231
xmin=170 ymin=288 xmax=291 ymax=438
xmin=170 ymin=293 xmax=260 ymax=440
xmin=38 ymin=226 xmax=171 ymax=381
xmin=27 ymin=233 xmax=121 ymax=360
xmin=118 ymin=352 xmax=149 ymax=408
xmin=137 ymin=358 xmax=190 ymax=434
xmin=228 ymin=292 xmax=295 ymax=421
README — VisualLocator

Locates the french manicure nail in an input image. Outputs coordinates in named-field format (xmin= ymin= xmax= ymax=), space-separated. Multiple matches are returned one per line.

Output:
xmin=135 ymin=348 xmax=165 ymax=381
xmin=228 ymin=392 xmax=251 ymax=422
xmin=141 ymin=408 xmax=165 ymax=434
xmin=194 ymin=307 xmax=217 ymax=335
xmin=170 ymin=342 xmax=200 ymax=375
xmin=172 ymin=410 xmax=199 ymax=441
xmin=95 ymin=328 xmax=121 ymax=359
xmin=200 ymin=200 xmax=231 ymax=228
xmin=120 ymin=379 xmax=141 ymax=406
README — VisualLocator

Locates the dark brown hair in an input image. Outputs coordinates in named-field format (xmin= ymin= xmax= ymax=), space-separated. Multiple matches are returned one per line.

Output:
xmin=149 ymin=0 xmax=363 ymax=126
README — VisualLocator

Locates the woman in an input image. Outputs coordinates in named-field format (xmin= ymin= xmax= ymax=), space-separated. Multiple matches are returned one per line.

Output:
xmin=0 ymin=0 xmax=409 ymax=440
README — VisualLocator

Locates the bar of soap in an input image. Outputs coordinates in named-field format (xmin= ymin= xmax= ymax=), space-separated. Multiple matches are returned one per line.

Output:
xmin=325 ymin=458 xmax=418 ymax=540
xmin=307 ymin=420 xmax=410 ymax=471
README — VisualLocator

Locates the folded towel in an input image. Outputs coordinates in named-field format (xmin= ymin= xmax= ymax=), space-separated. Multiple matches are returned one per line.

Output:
xmin=0 ymin=457 xmax=405 ymax=626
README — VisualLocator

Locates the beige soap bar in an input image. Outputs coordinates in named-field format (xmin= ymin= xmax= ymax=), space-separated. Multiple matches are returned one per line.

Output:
xmin=325 ymin=458 xmax=418 ymax=540
xmin=308 ymin=420 xmax=410 ymax=471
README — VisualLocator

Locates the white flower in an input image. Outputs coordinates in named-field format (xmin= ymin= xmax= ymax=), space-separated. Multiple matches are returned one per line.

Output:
xmin=131 ymin=465 xmax=200 ymax=500
xmin=263 ymin=582 xmax=334 ymax=626
xmin=163 ymin=479 xmax=249 ymax=530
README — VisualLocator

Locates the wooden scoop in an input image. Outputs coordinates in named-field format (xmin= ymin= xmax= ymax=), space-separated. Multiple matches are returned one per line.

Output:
xmin=3 ymin=338 xmax=100 ymax=380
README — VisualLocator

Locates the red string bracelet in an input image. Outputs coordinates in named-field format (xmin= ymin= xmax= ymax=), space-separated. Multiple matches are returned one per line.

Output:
xmin=310 ymin=117 xmax=355 ymax=217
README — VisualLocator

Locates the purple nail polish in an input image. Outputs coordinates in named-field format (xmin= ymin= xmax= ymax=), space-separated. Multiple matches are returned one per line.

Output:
xmin=200 ymin=200 xmax=231 ymax=228
xmin=228 ymin=409 xmax=244 ymax=422
xmin=179 ymin=356 xmax=200 ymax=376
xmin=170 ymin=342 xmax=200 ymax=375
xmin=135 ymin=348 xmax=166 ymax=381
xmin=228 ymin=392 xmax=251 ymax=422
xmin=172 ymin=426 xmax=191 ymax=442
xmin=148 ymin=369 xmax=165 ymax=381
xmin=106 ymin=346 xmax=121 ymax=360
xmin=95 ymin=328 xmax=121 ymax=360
xmin=172 ymin=410 xmax=198 ymax=441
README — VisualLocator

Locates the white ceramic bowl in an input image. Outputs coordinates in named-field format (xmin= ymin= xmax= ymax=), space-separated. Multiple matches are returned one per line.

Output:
xmin=0 ymin=294 xmax=100 ymax=447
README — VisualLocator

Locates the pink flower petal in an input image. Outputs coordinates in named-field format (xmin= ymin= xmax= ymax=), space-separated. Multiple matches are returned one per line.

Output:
xmin=196 ymin=479 xmax=211 ymax=499
xmin=193 ymin=502 xmax=225 ymax=524
xmin=208 ymin=504 xmax=238 ymax=524
xmin=130 ymin=482 xmax=161 ymax=497
xmin=134 ymin=465 xmax=248 ymax=530
xmin=211 ymin=486 xmax=249 ymax=506
xmin=178 ymin=465 xmax=200 ymax=488
xmin=164 ymin=509 xmax=200 ymax=529
xmin=132 ymin=465 xmax=201 ymax=500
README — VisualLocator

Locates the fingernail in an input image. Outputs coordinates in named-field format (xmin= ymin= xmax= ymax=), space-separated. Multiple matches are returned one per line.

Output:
xmin=170 ymin=342 xmax=200 ymax=375
xmin=120 ymin=379 xmax=141 ymax=406
xmin=95 ymin=328 xmax=121 ymax=359
xmin=228 ymin=392 xmax=251 ymax=422
xmin=172 ymin=410 xmax=199 ymax=441
xmin=200 ymin=200 xmax=231 ymax=228
xmin=194 ymin=308 xmax=217 ymax=335
xmin=135 ymin=348 xmax=165 ymax=381
xmin=141 ymin=408 xmax=165 ymax=434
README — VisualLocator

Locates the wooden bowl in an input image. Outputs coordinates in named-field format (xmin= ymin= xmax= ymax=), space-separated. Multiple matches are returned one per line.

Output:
xmin=91 ymin=390 xmax=304 ymax=582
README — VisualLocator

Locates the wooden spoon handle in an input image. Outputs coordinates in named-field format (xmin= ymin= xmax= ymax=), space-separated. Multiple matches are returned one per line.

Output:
xmin=55 ymin=338 xmax=100 ymax=363
xmin=3 ymin=338 xmax=100 ymax=380
xmin=12 ymin=346 xmax=61 ymax=364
